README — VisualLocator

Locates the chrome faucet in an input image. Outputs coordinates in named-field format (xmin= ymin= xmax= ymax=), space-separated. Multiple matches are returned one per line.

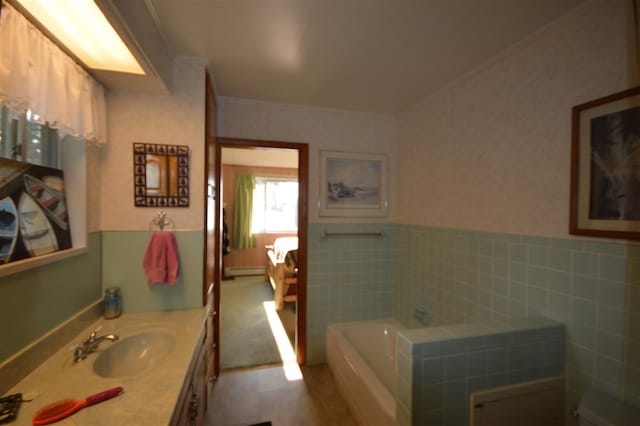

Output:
xmin=73 ymin=331 xmax=119 ymax=362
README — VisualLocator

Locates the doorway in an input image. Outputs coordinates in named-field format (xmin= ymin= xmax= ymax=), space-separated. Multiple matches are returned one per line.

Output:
xmin=216 ymin=138 xmax=308 ymax=372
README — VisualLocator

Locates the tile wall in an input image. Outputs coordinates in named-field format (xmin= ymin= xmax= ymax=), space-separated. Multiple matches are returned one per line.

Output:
xmin=101 ymin=231 xmax=204 ymax=313
xmin=0 ymin=232 xmax=103 ymax=364
xmin=396 ymin=317 xmax=565 ymax=425
xmin=393 ymin=224 xmax=640 ymax=416
xmin=306 ymin=223 xmax=395 ymax=363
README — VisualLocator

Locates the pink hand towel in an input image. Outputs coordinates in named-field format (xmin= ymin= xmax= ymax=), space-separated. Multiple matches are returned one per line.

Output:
xmin=142 ymin=232 xmax=180 ymax=285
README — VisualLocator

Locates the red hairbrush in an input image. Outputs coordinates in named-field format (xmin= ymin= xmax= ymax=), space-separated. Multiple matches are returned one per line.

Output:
xmin=32 ymin=386 xmax=123 ymax=425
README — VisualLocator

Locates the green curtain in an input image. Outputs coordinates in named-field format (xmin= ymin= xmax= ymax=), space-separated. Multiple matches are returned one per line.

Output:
xmin=232 ymin=174 xmax=256 ymax=249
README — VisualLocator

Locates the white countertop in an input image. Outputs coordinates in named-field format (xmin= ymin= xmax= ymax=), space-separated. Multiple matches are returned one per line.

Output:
xmin=7 ymin=309 xmax=205 ymax=425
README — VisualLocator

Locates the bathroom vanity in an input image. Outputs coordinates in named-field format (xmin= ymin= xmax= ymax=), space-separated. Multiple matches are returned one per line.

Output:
xmin=170 ymin=292 xmax=215 ymax=426
xmin=4 ymin=307 xmax=212 ymax=425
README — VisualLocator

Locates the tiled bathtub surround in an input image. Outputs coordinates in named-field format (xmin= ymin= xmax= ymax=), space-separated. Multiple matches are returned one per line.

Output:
xmin=393 ymin=224 xmax=640 ymax=417
xmin=395 ymin=317 xmax=564 ymax=426
xmin=306 ymin=223 xmax=395 ymax=363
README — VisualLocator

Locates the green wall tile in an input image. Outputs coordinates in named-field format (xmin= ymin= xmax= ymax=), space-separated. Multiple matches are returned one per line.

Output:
xmin=548 ymin=270 xmax=571 ymax=294
xmin=1 ymin=232 xmax=102 ymax=363
xmin=548 ymin=248 xmax=571 ymax=272
xmin=596 ymin=355 xmax=624 ymax=387
xmin=571 ymin=275 xmax=598 ymax=301
xmin=393 ymin=223 xmax=637 ymax=409
xmin=573 ymin=252 xmax=599 ymax=277
xmin=599 ymin=255 xmax=628 ymax=283
xmin=306 ymin=222 xmax=394 ymax=363
xmin=510 ymin=244 xmax=528 ymax=263
xmin=584 ymin=241 xmax=629 ymax=256
xmin=101 ymin=231 xmax=203 ymax=313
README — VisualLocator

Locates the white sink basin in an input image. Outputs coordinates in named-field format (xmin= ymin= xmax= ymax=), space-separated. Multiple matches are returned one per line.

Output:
xmin=93 ymin=330 xmax=175 ymax=378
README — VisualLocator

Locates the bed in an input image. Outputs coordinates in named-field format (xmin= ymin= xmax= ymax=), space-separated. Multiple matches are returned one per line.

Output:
xmin=265 ymin=237 xmax=298 ymax=311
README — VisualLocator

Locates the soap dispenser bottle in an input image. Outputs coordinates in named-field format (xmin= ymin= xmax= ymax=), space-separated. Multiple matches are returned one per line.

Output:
xmin=103 ymin=287 xmax=122 ymax=319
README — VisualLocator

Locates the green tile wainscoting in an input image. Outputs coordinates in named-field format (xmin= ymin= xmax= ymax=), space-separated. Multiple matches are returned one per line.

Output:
xmin=306 ymin=223 xmax=396 ymax=364
xmin=0 ymin=232 xmax=102 ymax=364
xmin=393 ymin=224 xmax=640 ymax=415
xmin=396 ymin=318 xmax=565 ymax=425
xmin=3 ymin=223 xmax=639 ymax=419
xmin=1 ymin=230 xmax=203 ymax=367
xmin=101 ymin=231 xmax=203 ymax=313
xmin=0 ymin=230 xmax=203 ymax=391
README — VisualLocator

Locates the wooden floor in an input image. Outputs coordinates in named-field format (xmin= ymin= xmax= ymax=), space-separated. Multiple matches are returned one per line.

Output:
xmin=206 ymin=364 xmax=358 ymax=426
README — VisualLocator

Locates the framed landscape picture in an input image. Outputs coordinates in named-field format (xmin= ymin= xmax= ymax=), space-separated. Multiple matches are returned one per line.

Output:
xmin=319 ymin=150 xmax=387 ymax=217
xmin=570 ymin=86 xmax=640 ymax=240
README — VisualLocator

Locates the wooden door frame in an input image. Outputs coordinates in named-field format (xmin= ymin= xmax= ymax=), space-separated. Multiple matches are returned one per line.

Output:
xmin=203 ymin=71 xmax=219 ymax=379
xmin=217 ymin=137 xmax=308 ymax=365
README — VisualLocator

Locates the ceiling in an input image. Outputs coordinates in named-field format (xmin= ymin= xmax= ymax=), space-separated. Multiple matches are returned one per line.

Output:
xmin=145 ymin=0 xmax=584 ymax=114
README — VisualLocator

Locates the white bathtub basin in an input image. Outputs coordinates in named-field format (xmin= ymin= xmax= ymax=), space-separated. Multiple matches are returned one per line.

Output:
xmin=93 ymin=330 xmax=175 ymax=378
xmin=327 ymin=319 xmax=407 ymax=426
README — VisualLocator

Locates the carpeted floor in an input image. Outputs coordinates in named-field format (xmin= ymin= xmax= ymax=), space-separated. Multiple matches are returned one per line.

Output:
xmin=220 ymin=276 xmax=295 ymax=370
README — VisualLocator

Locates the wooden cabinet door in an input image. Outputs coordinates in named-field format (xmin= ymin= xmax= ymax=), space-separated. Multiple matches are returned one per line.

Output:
xmin=170 ymin=382 xmax=190 ymax=426
xmin=204 ymin=292 xmax=216 ymax=410
xmin=170 ymin=319 xmax=209 ymax=426
xmin=188 ymin=338 xmax=208 ymax=425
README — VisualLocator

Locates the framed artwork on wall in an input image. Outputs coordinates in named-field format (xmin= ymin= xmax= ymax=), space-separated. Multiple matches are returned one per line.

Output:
xmin=319 ymin=150 xmax=387 ymax=217
xmin=0 ymin=158 xmax=72 ymax=265
xmin=570 ymin=86 xmax=640 ymax=240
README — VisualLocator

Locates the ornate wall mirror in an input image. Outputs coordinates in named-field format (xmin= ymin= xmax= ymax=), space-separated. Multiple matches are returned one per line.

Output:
xmin=133 ymin=143 xmax=189 ymax=207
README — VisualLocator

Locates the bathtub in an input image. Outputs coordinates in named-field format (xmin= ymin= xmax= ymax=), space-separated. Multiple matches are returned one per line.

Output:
xmin=326 ymin=319 xmax=407 ymax=426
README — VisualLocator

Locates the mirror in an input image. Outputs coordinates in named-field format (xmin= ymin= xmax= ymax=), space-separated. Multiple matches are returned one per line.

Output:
xmin=133 ymin=143 xmax=189 ymax=207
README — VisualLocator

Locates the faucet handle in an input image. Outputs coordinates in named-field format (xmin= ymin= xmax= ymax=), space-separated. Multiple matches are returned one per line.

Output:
xmin=85 ymin=326 xmax=103 ymax=343
xmin=83 ymin=332 xmax=96 ymax=345
xmin=73 ymin=345 xmax=87 ymax=362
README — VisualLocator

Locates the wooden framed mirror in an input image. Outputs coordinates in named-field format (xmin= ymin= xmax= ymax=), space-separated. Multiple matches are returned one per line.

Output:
xmin=133 ymin=143 xmax=189 ymax=207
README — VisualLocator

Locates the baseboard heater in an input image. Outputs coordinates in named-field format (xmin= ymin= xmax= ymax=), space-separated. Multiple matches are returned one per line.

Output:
xmin=227 ymin=267 xmax=265 ymax=277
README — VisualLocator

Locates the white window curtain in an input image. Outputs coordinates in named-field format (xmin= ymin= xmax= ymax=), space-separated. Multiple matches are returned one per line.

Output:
xmin=0 ymin=3 xmax=107 ymax=145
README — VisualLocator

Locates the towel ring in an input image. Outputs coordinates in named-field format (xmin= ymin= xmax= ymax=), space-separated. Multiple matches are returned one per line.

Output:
xmin=149 ymin=211 xmax=175 ymax=231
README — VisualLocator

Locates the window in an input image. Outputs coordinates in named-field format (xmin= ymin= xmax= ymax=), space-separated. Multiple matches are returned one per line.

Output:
xmin=0 ymin=106 xmax=60 ymax=168
xmin=0 ymin=106 xmax=87 ymax=277
xmin=252 ymin=177 xmax=298 ymax=233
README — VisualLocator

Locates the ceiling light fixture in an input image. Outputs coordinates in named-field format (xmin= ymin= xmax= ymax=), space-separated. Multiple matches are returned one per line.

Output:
xmin=14 ymin=0 xmax=145 ymax=75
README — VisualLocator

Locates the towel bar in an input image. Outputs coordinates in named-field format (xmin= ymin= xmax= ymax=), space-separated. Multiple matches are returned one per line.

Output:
xmin=321 ymin=231 xmax=383 ymax=238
